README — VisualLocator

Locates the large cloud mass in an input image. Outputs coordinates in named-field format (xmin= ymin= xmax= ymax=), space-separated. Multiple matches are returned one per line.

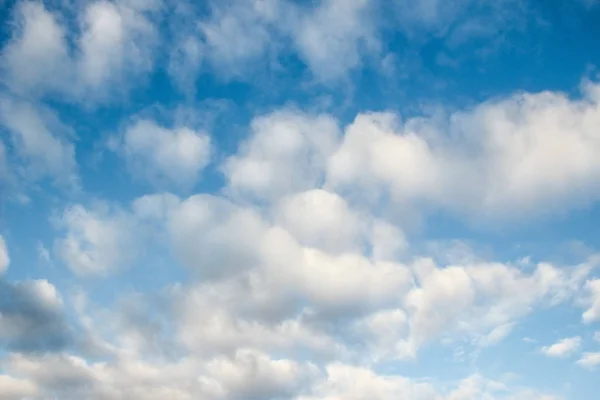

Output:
xmin=1 ymin=0 xmax=600 ymax=399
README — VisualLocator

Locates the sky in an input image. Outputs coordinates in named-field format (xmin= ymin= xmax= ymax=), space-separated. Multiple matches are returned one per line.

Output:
xmin=1 ymin=0 xmax=600 ymax=399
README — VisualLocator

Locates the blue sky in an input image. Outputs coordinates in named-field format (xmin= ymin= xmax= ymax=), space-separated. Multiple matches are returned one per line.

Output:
xmin=1 ymin=0 xmax=600 ymax=399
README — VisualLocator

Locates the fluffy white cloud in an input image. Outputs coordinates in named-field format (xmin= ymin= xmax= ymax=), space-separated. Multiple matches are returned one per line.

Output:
xmin=0 ymin=1 xmax=70 ymax=97
xmin=0 ymin=0 xmax=160 ymax=102
xmin=223 ymin=110 xmax=340 ymax=201
xmin=328 ymin=112 xmax=442 ymax=204
xmin=541 ymin=337 xmax=582 ymax=358
xmin=577 ymin=352 xmax=600 ymax=369
xmin=0 ymin=97 xmax=77 ymax=185
xmin=327 ymin=80 xmax=600 ymax=220
xmin=77 ymin=0 xmax=159 ymax=97
xmin=75 ymin=182 xmax=598 ymax=367
xmin=54 ymin=204 xmax=136 ymax=276
xmin=0 ymin=235 xmax=9 ymax=275
xmin=120 ymin=119 xmax=211 ymax=188
xmin=287 ymin=0 xmax=379 ymax=81
xmin=100 ymin=190 xmax=597 ymax=363
xmin=582 ymin=279 xmax=600 ymax=323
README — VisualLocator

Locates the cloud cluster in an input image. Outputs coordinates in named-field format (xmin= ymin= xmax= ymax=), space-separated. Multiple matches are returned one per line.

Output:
xmin=220 ymin=80 xmax=600 ymax=223
xmin=1 ymin=0 xmax=160 ymax=102
xmin=0 ymin=334 xmax=562 ymax=400
xmin=1 ymin=2 xmax=600 ymax=399
xmin=0 ymin=0 xmax=538 ymax=99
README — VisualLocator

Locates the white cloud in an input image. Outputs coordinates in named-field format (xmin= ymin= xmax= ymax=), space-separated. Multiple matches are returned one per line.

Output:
xmin=577 ymin=352 xmax=600 ymax=369
xmin=0 ymin=0 xmax=160 ymax=102
xmin=0 ymin=235 xmax=9 ymax=275
xmin=54 ymin=204 xmax=136 ymax=276
xmin=0 ymin=375 xmax=38 ymax=400
xmin=109 ymin=190 xmax=596 ymax=361
xmin=327 ymin=80 xmax=600 ymax=221
xmin=582 ymin=279 xmax=600 ymax=323
xmin=78 ymin=1 xmax=128 ymax=89
xmin=541 ymin=337 xmax=582 ymax=358
xmin=327 ymin=112 xmax=442 ymax=204
xmin=287 ymin=0 xmax=379 ymax=81
xmin=76 ymin=0 xmax=159 ymax=98
xmin=0 ymin=96 xmax=77 ymax=185
xmin=0 ymin=1 xmax=70 ymax=97
xmin=120 ymin=119 xmax=211 ymax=188
xmin=223 ymin=109 xmax=340 ymax=201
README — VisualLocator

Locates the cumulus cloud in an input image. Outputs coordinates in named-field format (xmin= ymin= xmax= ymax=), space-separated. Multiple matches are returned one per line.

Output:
xmin=76 ymin=0 xmax=160 ymax=98
xmin=582 ymin=279 xmax=600 ymax=323
xmin=0 ymin=0 xmax=161 ymax=102
xmin=0 ymin=96 xmax=77 ymax=186
xmin=0 ymin=1 xmax=70 ymax=97
xmin=327 ymin=80 xmax=600 ymax=221
xmin=577 ymin=352 xmax=600 ymax=369
xmin=0 ymin=279 xmax=71 ymax=352
xmin=541 ymin=337 xmax=582 ymax=358
xmin=2 ymin=185 xmax=589 ymax=398
xmin=80 ymin=190 xmax=596 ymax=363
xmin=119 ymin=119 xmax=211 ymax=188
